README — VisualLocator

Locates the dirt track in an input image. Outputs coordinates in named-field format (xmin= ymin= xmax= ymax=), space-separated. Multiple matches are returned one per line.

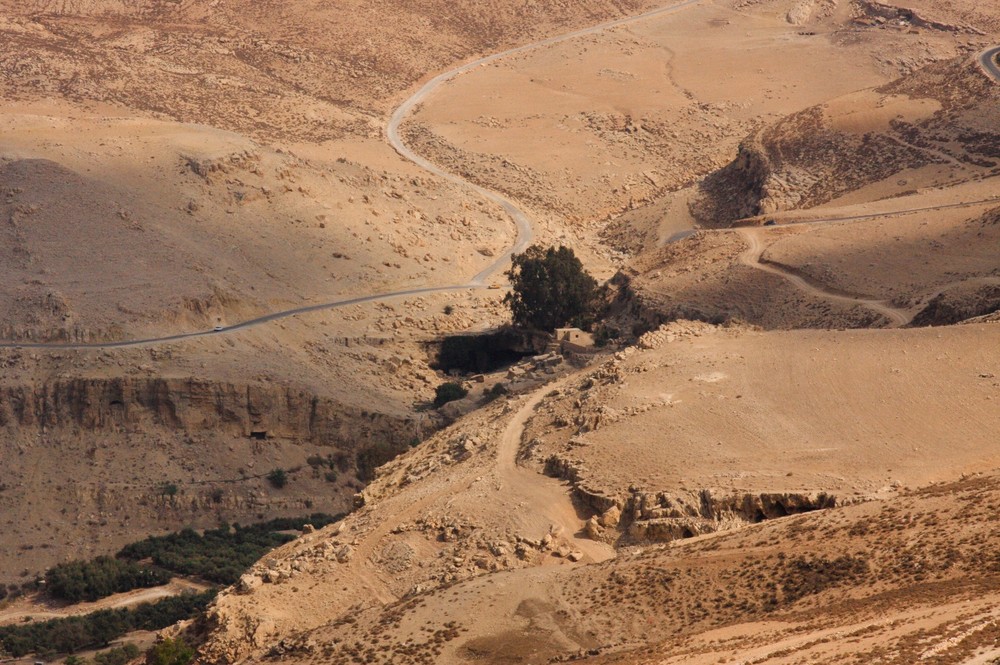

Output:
xmin=0 ymin=579 xmax=210 ymax=626
xmin=496 ymin=374 xmax=616 ymax=564
xmin=736 ymin=228 xmax=911 ymax=327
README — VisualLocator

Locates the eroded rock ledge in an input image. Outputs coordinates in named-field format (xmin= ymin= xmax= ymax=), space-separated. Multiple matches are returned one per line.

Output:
xmin=545 ymin=455 xmax=837 ymax=543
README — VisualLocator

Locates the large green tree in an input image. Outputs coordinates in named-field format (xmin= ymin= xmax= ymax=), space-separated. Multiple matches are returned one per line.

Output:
xmin=503 ymin=245 xmax=599 ymax=332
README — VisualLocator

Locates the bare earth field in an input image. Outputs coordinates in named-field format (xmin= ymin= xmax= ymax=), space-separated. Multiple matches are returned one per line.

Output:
xmin=1 ymin=0 xmax=1000 ymax=661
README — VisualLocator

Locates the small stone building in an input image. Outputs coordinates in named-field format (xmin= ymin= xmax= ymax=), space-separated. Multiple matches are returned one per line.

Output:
xmin=554 ymin=327 xmax=595 ymax=354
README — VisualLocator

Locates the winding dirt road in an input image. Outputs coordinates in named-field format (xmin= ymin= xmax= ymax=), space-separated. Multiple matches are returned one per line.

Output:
xmin=735 ymin=228 xmax=911 ymax=327
xmin=1 ymin=13 xmax=995 ymax=350
xmin=495 ymin=373 xmax=616 ymax=564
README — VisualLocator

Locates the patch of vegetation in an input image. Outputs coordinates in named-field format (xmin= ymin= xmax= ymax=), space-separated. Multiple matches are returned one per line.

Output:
xmin=484 ymin=382 xmax=508 ymax=402
xmin=0 ymin=591 xmax=215 ymax=657
xmin=355 ymin=442 xmax=409 ymax=482
xmin=593 ymin=325 xmax=621 ymax=347
xmin=44 ymin=556 xmax=170 ymax=603
xmin=433 ymin=382 xmax=468 ymax=408
xmin=504 ymin=245 xmax=600 ymax=332
xmin=266 ymin=468 xmax=288 ymax=489
xmin=780 ymin=555 xmax=869 ymax=603
xmin=158 ymin=483 xmax=178 ymax=500
xmin=93 ymin=643 xmax=141 ymax=665
xmin=146 ymin=636 xmax=195 ymax=665
xmin=117 ymin=515 xmax=341 ymax=585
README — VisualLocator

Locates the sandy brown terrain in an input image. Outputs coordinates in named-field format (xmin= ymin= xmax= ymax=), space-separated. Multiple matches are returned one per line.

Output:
xmin=193 ymin=320 xmax=1000 ymax=663
xmin=0 ymin=0 xmax=663 ymax=580
xmin=1 ymin=0 xmax=1000 ymax=660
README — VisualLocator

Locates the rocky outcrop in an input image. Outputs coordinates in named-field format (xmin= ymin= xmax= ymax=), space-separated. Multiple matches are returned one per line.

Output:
xmin=0 ymin=377 xmax=421 ymax=445
xmin=0 ymin=376 xmax=434 ymax=582
xmin=854 ymin=0 xmax=985 ymax=35
xmin=547 ymin=454 xmax=836 ymax=544
xmin=910 ymin=283 xmax=1000 ymax=327
xmin=692 ymin=137 xmax=772 ymax=225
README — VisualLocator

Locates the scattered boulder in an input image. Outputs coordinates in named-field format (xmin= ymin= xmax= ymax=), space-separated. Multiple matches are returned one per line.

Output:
xmin=585 ymin=516 xmax=602 ymax=540
xmin=599 ymin=506 xmax=622 ymax=529
xmin=237 ymin=573 xmax=262 ymax=594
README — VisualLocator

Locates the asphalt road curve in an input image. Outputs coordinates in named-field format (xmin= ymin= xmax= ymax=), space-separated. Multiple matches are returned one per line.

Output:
xmin=0 ymin=0 xmax=703 ymax=350
xmin=979 ymin=46 xmax=1000 ymax=82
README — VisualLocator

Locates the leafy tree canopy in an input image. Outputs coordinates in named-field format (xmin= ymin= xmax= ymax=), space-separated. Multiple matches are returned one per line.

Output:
xmin=503 ymin=245 xmax=599 ymax=332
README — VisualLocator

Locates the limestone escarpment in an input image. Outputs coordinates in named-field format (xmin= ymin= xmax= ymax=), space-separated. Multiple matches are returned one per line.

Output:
xmin=0 ymin=376 xmax=430 ymax=583
xmin=692 ymin=58 xmax=1000 ymax=226
xmin=0 ymin=377 xmax=420 ymax=443
xmin=545 ymin=455 xmax=836 ymax=543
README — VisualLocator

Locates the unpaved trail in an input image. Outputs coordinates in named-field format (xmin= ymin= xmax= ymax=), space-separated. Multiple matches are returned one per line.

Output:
xmin=496 ymin=373 xmax=616 ymax=564
xmin=338 ymin=368 xmax=613 ymax=611
xmin=735 ymin=228 xmax=911 ymax=327
xmin=0 ymin=579 xmax=210 ymax=625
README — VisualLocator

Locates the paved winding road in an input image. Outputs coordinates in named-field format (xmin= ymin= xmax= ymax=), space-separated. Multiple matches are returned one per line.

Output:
xmin=387 ymin=0 xmax=702 ymax=285
xmin=979 ymin=46 xmax=1000 ymax=82
xmin=0 ymin=0 xmax=702 ymax=352
xmin=1 ymin=15 xmax=996 ymax=350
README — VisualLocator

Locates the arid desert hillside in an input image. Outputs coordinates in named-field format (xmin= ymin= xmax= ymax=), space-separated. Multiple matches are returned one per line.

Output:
xmin=0 ymin=0 xmax=999 ymax=662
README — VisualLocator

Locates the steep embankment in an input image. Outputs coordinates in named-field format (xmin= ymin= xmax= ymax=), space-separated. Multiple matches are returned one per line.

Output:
xmin=296 ymin=470 xmax=1000 ymax=665
xmin=693 ymin=56 xmax=1000 ymax=224
xmin=0 ymin=377 xmax=424 ymax=583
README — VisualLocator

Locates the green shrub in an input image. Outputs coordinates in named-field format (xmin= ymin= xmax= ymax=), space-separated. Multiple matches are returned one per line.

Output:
xmin=93 ymin=643 xmax=140 ymax=665
xmin=146 ymin=636 xmax=194 ymax=665
xmin=593 ymin=325 xmax=620 ymax=347
xmin=433 ymin=382 xmax=468 ymax=408
xmin=0 ymin=591 xmax=215 ymax=657
xmin=266 ymin=468 xmax=287 ymax=489
xmin=485 ymin=383 xmax=508 ymax=402
xmin=117 ymin=516 xmax=341 ymax=585
xmin=355 ymin=443 xmax=406 ymax=482
xmin=44 ymin=557 xmax=170 ymax=603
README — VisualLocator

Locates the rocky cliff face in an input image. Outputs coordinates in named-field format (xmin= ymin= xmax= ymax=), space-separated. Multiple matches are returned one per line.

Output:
xmin=546 ymin=454 xmax=837 ymax=544
xmin=0 ymin=377 xmax=418 ymax=444
xmin=0 ymin=376 xmax=430 ymax=582
xmin=691 ymin=57 xmax=1000 ymax=226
